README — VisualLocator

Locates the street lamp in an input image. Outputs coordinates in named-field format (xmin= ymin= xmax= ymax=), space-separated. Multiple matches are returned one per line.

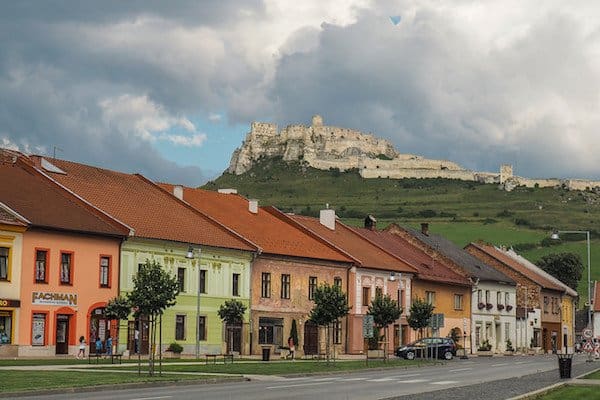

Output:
xmin=550 ymin=230 xmax=592 ymax=330
xmin=185 ymin=245 xmax=202 ymax=359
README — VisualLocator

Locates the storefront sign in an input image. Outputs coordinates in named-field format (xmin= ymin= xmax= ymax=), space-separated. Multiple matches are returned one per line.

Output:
xmin=32 ymin=292 xmax=77 ymax=306
xmin=0 ymin=299 xmax=20 ymax=307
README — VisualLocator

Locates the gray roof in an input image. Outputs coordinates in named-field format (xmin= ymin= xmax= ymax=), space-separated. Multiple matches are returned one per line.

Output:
xmin=405 ymin=227 xmax=515 ymax=285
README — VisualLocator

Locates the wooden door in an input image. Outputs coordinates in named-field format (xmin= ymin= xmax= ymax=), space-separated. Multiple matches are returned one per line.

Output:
xmin=393 ymin=324 xmax=400 ymax=349
xmin=127 ymin=317 xmax=149 ymax=354
xmin=303 ymin=321 xmax=318 ymax=355
xmin=55 ymin=315 xmax=69 ymax=354
xmin=226 ymin=324 xmax=242 ymax=354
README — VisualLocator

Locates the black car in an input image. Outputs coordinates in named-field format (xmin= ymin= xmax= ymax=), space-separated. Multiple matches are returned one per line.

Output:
xmin=396 ymin=337 xmax=456 ymax=360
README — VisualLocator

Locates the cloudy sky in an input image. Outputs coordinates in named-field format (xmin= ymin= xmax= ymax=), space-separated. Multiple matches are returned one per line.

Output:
xmin=2 ymin=0 xmax=599 ymax=185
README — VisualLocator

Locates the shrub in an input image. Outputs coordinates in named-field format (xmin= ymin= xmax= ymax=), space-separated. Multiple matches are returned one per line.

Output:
xmin=515 ymin=218 xmax=530 ymax=226
xmin=482 ymin=218 xmax=498 ymax=225
xmin=505 ymin=339 xmax=514 ymax=352
xmin=478 ymin=339 xmax=492 ymax=352
xmin=418 ymin=209 xmax=437 ymax=218
xmin=167 ymin=342 xmax=183 ymax=353
xmin=496 ymin=209 xmax=514 ymax=218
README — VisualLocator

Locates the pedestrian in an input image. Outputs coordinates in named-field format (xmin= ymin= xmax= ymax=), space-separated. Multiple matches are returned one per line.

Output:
xmin=288 ymin=336 xmax=295 ymax=360
xmin=77 ymin=336 xmax=86 ymax=359
xmin=95 ymin=337 xmax=103 ymax=354
xmin=134 ymin=328 xmax=140 ymax=354
xmin=106 ymin=335 xmax=113 ymax=356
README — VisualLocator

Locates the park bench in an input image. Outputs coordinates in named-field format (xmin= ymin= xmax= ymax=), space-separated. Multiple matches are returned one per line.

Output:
xmin=88 ymin=352 xmax=123 ymax=364
xmin=205 ymin=354 xmax=234 ymax=364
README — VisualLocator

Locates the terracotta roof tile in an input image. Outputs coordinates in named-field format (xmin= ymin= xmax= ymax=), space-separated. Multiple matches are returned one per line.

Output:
xmin=356 ymin=228 xmax=471 ymax=286
xmin=38 ymin=158 xmax=256 ymax=251
xmin=286 ymin=215 xmax=417 ymax=273
xmin=469 ymin=242 xmax=564 ymax=291
xmin=594 ymin=282 xmax=600 ymax=312
xmin=158 ymin=185 xmax=352 ymax=263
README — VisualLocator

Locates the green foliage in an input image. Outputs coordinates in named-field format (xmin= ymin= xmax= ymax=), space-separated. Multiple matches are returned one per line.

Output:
xmin=376 ymin=154 xmax=393 ymax=160
xmin=217 ymin=299 xmax=247 ymax=325
xmin=505 ymin=339 xmax=514 ymax=352
xmin=166 ymin=342 xmax=183 ymax=353
xmin=407 ymin=298 xmax=434 ymax=337
xmin=105 ymin=296 xmax=131 ymax=321
xmin=449 ymin=327 xmax=461 ymax=344
xmin=309 ymin=283 xmax=350 ymax=326
xmin=478 ymin=339 xmax=492 ymax=351
xmin=128 ymin=260 xmax=179 ymax=318
xmin=290 ymin=319 xmax=299 ymax=348
xmin=536 ymin=252 xmax=583 ymax=291
xmin=367 ymin=294 xmax=401 ymax=329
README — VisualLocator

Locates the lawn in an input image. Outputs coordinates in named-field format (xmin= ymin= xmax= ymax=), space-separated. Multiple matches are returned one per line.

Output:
xmin=532 ymin=385 xmax=600 ymax=399
xmin=0 ymin=369 xmax=217 ymax=394
xmin=583 ymin=370 xmax=600 ymax=380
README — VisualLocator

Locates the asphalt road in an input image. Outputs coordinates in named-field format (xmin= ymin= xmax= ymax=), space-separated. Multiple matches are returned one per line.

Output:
xmin=11 ymin=354 xmax=598 ymax=400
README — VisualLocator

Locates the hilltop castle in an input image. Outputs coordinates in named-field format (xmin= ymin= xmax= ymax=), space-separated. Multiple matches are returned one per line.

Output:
xmin=228 ymin=115 xmax=600 ymax=192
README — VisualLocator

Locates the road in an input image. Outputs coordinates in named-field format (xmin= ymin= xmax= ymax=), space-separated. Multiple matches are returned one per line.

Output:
xmin=12 ymin=354 xmax=596 ymax=400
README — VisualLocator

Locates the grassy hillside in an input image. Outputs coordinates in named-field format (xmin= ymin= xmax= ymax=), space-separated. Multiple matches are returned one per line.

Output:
xmin=203 ymin=158 xmax=600 ymax=302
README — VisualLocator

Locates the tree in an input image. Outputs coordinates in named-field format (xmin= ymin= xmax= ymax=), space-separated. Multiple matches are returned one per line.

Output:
xmin=290 ymin=319 xmax=299 ymax=351
xmin=536 ymin=252 xmax=583 ymax=291
xmin=309 ymin=283 xmax=351 ymax=363
xmin=128 ymin=260 xmax=179 ymax=375
xmin=407 ymin=298 xmax=434 ymax=339
xmin=105 ymin=296 xmax=131 ymax=353
xmin=367 ymin=293 xmax=402 ymax=360
xmin=218 ymin=299 xmax=247 ymax=354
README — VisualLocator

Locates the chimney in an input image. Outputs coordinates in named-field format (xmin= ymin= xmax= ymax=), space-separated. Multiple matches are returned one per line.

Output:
xmin=248 ymin=199 xmax=258 ymax=214
xmin=364 ymin=215 xmax=377 ymax=230
xmin=320 ymin=209 xmax=336 ymax=230
xmin=421 ymin=223 xmax=429 ymax=235
xmin=173 ymin=185 xmax=184 ymax=200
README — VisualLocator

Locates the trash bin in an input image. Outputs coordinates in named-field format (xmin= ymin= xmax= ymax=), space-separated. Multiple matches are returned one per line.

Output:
xmin=262 ymin=346 xmax=270 ymax=361
xmin=557 ymin=353 xmax=573 ymax=379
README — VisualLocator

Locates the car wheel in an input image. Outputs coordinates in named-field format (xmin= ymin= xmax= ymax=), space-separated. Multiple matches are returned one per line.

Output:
xmin=443 ymin=350 xmax=453 ymax=360
xmin=406 ymin=351 xmax=416 ymax=360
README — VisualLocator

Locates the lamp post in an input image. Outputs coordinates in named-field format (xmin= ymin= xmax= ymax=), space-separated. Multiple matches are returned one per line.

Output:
xmin=550 ymin=230 xmax=592 ymax=330
xmin=185 ymin=245 xmax=202 ymax=359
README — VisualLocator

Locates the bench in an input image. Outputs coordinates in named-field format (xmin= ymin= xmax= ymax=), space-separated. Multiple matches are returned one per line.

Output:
xmin=205 ymin=354 xmax=234 ymax=364
xmin=88 ymin=352 xmax=123 ymax=364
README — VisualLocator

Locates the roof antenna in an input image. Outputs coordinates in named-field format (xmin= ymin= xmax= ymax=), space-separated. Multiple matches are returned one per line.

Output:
xmin=53 ymin=146 xmax=63 ymax=159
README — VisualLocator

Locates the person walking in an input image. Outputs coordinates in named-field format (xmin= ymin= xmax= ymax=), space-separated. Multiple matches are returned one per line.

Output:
xmin=288 ymin=336 xmax=295 ymax=360
xmin=106 ymin=335 xmax=113 ymax=356
xmin=76 ymin=336 xmax=86 ymax=359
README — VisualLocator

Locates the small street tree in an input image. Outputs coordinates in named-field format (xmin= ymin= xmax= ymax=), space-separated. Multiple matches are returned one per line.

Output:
xmin=309 ymin=283 xmax=351 ymax=363
xmin=127 ymin=260 xmax=179 ymax=375
xmin=407 ymin=298 xmax=434 ymax=339
xmin=104 ymin=296 xmax=131 ymax=353
xmin=218 ymin=299 xmax=247 ymax=354
xmin=367 ymin=293 xmax=402 ymax=360
xmin=290 ymin=319 xmax=299 ymax=351
xmin=536 ymin=252 xmax=583 ymax=292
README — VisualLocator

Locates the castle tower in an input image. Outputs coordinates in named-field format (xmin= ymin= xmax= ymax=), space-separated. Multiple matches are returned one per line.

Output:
xmin=500 ymin=164 xmax=513 ymax=184
xmin=311 ymin=115 xmax=323 ymax=127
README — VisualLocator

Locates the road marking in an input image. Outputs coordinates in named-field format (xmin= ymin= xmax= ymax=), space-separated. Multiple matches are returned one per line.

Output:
xmin=267 ymin=382 xmax=330 ymax=389
xmin=492 ymin=363 xmax=508 ymax=367
xmin=342 ymin=377 xmax=368 ymax=381
xmin=450 ymin=368 xmax=472 ymax=372
xmin=390 ymin=373 xmax=421 ymax=378
xmin=431 ymin=381 xmax=458 ymax=385
xmin=368 ymin=378 xmax=396 ymax=382
xmin=515 ymin=361 xmax=529 ymax=364
xmin=312 ymin=377 xmax=338 ymax=381
xmin=397 ymin=379 xmax=428 ymax=383
xmin=130 ymin=397 xmax=172 ymax=400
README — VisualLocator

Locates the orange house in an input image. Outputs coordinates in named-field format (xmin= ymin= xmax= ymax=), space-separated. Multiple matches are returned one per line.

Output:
xmin=0 ymin=154 xmax=129 ymax=356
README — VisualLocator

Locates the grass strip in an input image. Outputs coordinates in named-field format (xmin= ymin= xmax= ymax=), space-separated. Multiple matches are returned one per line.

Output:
xmin=531 ymin=385 xmax=600 ymax=399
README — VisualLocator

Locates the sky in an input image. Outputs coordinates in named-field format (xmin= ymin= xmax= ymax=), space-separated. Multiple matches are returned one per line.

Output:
xmin=1 ymin=0 xmax=600 ymax=186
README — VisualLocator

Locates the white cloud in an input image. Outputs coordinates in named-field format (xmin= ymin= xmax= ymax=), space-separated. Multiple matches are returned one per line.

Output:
xmin=159 ymin=133 xmax=207 ymax=147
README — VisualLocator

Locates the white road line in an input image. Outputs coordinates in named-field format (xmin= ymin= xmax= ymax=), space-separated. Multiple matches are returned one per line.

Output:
xmin=368 ymin=378 xmax=396 ymax=382
xmin=492 ymin=363 xmax=508 ymax=366
xmin=397 ymin=379 xmax=428 ymax=383
xmin=267 ymin=382 xmax=330 ymax=389
xmin=130 ymin=397 xmax=172 ymax=400
xmin=450 ymin=368 xmax=473 ymax=372
xmin=342 ymin=377 xmax=368 ymax=381
xmin=390 ymin=373 xmax=421 ymax=378
xmin=312 ymin=377 xmax=338 ymax=381
xmin=431 ymin=381 xmax=458 ymax=385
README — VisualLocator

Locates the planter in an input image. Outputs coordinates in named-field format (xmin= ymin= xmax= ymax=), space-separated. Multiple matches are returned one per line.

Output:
xmin=506 ymin=305 xmax=513 ymax=312
xmin=485 ymin=303 xmax=494 ymax=310
xmin=367 ymin=349 xmax=385 ymax=358
xmin=477 ymin=350 xmax=493 ymax=357
xmin=503 ymin=351 xmax=514 ymax=356
xmin=164 ymin=351 xmax=181 ymax=359
xmin=497 ymin=304 xmax=505 ymax=311
xmin=478 ymin=302 xmax=486 ymax=310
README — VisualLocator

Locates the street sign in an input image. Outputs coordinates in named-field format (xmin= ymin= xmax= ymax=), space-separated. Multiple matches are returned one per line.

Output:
xmin=583 ymin=341 xmax=594 ymax=352
xmin=362 ymin=315 xmax=374 ymax=338
xmin=583 ymin=328 xmax=593 ymax=339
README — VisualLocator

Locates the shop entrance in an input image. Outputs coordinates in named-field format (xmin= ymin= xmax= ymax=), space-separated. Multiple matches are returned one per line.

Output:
xmin=303 ymin=321 xmax=318 ymax=355
xmin=226 ymin=323 xmax=242 ymax=354
xmin=55 ymin=315 xmax=69 ymax=354
xmin=127 ymin=317 xmax=149 ymax=355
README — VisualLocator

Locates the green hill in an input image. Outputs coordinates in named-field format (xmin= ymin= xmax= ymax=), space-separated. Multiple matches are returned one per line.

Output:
xmin=203 ymin=157 xmax=600 ymax=302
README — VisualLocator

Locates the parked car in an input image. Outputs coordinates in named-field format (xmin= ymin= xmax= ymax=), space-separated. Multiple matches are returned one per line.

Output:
xmin=396 ymin=337 xmax=457 ymax=360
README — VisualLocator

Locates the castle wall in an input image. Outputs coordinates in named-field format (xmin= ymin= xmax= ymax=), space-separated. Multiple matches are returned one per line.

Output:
xmin=360 ymin=168 xmax=477 ymax=180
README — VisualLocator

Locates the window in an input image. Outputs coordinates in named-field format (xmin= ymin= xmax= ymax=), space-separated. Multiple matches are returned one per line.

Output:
xmin=281 ymin=274 xmax=290 ymax=299
xmin=232 ymin=273 xmax=240 ymax=296
xmin=197 ymin=316 xmax=206 ymax=341
xmin=399 ymin=289 xmax=406 ymax=310
xmin=477 ymin=289 xmax=482 ymax=303
xmin=0 ymin=247 xmax=8 ymax=281
xmin=100 ymin=256 xmax=110 ymax=287
xmin=485 ymin=290 xmax=490 ymax=304
xmin=308 ymin=276 xmax=317 ymax=300
xmin=375 ymin=287 xmax=383 ymax=298
xmin=258 ymin=317 xmax=284 ymax=345
xmin=32 ymin=313 xmax=46 ymax=346
xmin=475 ymin=325 xmax=481 ymax=347
xmin=497 ymin=292 xmax=502 ymax=305
xmin=60 ymin=252 xmax=72 ymax=284
xmin=177 ymin=268 xmax=185 ymax=292
xmin=0 ymin=311 xmax=13 ymax=344
xmin=505 ymin=292 xmax=510 ymax=306
xmin=261 ymin=272 xmax=271 ymax=298
xmin=199 ymin=270 xmax=206 ymax=294
xmin=543 ymin=296 xmax=549 ymax=313
xmin=504 ymin=323 xmax=510 ymax=342
xmin=334 ymin=277 xmax=342 ymax=288
xmin=362 ymin=287 xmax=371 ymax=306
xmin=35 ymin=250 xmax=47 ymax=283
xmin=426 ymin=291 xmax=436 ymax=305
xmin=175 ymin=315 xmax=185 ymax=340
xmin=333 ymin=320 xmax=342 ymax=344
xmin=454 ymin=294 xmax=463 ymax=310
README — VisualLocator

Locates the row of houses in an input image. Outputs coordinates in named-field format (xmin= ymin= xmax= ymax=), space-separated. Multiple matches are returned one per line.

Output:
xmin=0 ymin=149 xmax=578 ymax=358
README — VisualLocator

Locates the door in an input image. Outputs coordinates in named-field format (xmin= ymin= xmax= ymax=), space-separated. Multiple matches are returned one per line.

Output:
xmin=393 ymin=324 xmax=400 ymax=349
xmin=303 ymin=321 xmax=318 ymax=355
xmin=401 ymin=325 xmax=409 ymax=345
xmin=226 ymin=323 xmax=242 ymax=354
xmin=127 ymin=317 xmax=149 ymax=354
xmin=55 ymin=315 xmax=69 ymax=354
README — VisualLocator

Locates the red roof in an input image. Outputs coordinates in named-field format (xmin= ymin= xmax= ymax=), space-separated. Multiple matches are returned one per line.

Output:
xmin=36 ymin=158 xmax=256 ymax=251
xmin=356 ymin=228 xmax=470 ymax=286
xmin=594 ymin=281 xmax=600 ymax=312
xmin=0 ymin=158 xmax=129 ymax=236
xmin=284 ymin=214 xmax=417 ymax=273
xmin=468 ymin=242 xmax=564 ymax=291
xmin=157 ymin=184 xmax=353 ymax=263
